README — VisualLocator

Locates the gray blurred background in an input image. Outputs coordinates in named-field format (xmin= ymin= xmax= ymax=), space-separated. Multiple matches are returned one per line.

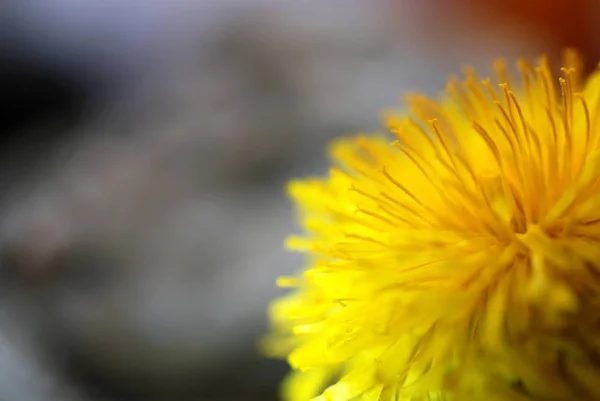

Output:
xmin=0 ymin=1 xmax=598 ymax=400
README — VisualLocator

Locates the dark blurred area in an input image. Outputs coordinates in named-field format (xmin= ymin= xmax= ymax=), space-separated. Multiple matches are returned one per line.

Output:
xmin=0 ymin=1 xmax=599 ymax=400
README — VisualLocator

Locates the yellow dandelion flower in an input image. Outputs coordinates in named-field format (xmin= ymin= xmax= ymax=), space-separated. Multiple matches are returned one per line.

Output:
xmin=264 ymin=50 xmax=600 ymax=401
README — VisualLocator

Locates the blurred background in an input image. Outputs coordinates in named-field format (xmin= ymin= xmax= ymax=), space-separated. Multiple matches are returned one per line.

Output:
xmin=0 ymin=1 xmax=599 ymax=400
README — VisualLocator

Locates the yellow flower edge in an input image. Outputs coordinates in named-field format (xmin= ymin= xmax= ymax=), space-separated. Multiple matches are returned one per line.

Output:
xmin=264 ymin=50 xmax=600 ymax=401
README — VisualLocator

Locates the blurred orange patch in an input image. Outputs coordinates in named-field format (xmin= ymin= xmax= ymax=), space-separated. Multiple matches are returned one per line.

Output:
xmin=388 ymin=0 xmax=599 ymax=71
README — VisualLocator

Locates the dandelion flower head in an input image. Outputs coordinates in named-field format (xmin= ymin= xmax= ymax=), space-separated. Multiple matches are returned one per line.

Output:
xmin=264 ymin=50 xmax=600 ymax=401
